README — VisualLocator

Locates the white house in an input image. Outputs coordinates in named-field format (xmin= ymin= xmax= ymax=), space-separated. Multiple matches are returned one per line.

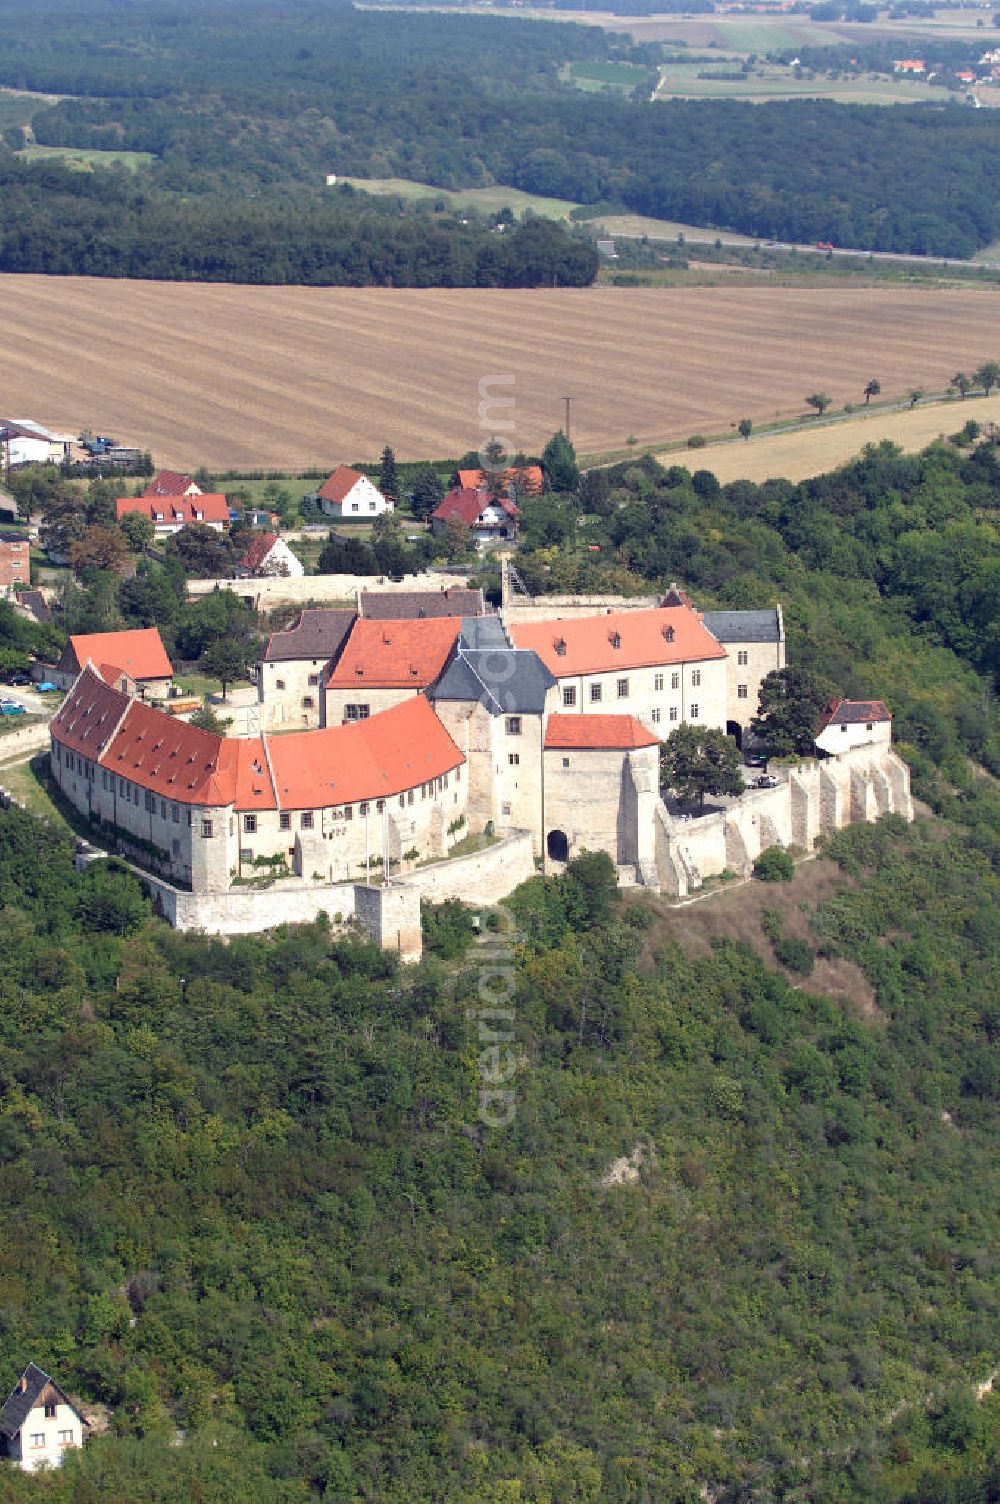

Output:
xmin=815 ymin=698 xmax=892 ymax=756
xmin=0 ymin=1364 xmax=89 ymax=1472
xmin=310 ymin=466 xmax=392 ymax=520
xmin=431 ymin=487 xmax=519 ymax=548
xmin=237 ymin=532 xmax=304 ymax=579
xmin=115 ymin=494 xmax=230 ymax=536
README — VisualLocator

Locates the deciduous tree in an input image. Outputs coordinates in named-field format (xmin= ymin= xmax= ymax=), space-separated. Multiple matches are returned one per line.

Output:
xmin=751 ymin=665 xmax=832 ymax=757
xmin=660 ymin=723 xmax=743 ymax=811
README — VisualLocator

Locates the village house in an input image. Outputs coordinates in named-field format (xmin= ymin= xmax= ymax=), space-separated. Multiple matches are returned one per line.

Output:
xmin=323 ymin=615 xmax=463 ymax=726
xmin=258 ymin=608 xmax=356 ymax=729
xmin=455 ymin=464 xmax=543 ymax=496
xmin=509 ymin=604 xmax=728 ymax=736
xmin=432 ymin=487 xmax=519 ymax=547
xmin=0 ymin=1365 xmax=89 ymax=1472
xmin=116 ymin=493 xmax=230 ymax=536
xmin=142 ymin=470 xmax=202 ymax=498
xmin=815 ymin=698 xmax=892 ymax=756
xmin=237 ymin=531 xmax=304 ymax=580
xmin=308 ymin=466 xmax=392 ymax=520
xmin=0 ymin=535 xmax=30 ymax=597
xmin=51 ymin=626 xmax=173 ymax=696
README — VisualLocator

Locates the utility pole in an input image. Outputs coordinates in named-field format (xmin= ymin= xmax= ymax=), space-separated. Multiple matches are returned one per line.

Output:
xmin=563 ymin=396 xmax=572 ymax=443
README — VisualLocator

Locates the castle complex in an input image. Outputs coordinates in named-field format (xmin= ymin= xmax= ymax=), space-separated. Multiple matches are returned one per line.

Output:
xmin=49 ymin=586 xmax=912 ymax=957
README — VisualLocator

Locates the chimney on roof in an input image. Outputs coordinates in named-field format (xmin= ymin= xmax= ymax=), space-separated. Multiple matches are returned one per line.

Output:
xmin=20 ymin=1377 xmax=27 ymax=1393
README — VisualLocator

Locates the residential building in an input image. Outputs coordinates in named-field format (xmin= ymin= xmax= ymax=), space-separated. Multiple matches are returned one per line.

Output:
xmin=509 ymin=603 xmax=727 ymax=735
xmin=115 ymin=494 xmax=230 ymax=535
xmin=142 ymin=471 xmax=202 ymax=498
xmin=815 ymin=699 xmax=892 ymax=756
xmin=0 ymin=535 xmax=30 ymax=597
xmin=308 ymin=466 xmax=391 ymax=520
xmin=0 ymin=1365 xmax=89 ymax=1472
xmin=237 ymin=532 xmax=304 ymax=579
xmin=431 ymin=488 xmax=519 ymax=547
xmin=259 ymin=608 xmax=356 ymax=729
xmin=324 ymin=616 xmax=462 ymax=726
xmin=455 ymin=464 xmax=543 ymax=496
xmin=52 ymin=627 xmax=173 ymax=695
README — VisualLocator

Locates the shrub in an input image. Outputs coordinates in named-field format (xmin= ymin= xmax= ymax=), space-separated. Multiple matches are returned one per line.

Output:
xmin=422 ymin=897 xmax=476 ymax=959
xmin=761 ymin=905 xmax=783 ymax=941
xmin=686 ymin=434 xmax=707 ymax=448
xmin=753 ymin=846 xmax=794 ymax=882
xmin=773 ymin=934 xmax=815 ymax=975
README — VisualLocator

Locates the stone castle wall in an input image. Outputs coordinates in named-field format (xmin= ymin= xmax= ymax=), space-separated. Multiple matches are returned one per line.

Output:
xmin=652 ymin=744 xmax=913 ymax=898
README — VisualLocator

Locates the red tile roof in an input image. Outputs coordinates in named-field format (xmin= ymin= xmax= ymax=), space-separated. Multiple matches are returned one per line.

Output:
xmin=52 ymin=667 xmax=464 ymax=812
xmin=510 ymin=606 xmax=726 ymax=678
xmin=544 ymin=713 xmax=659 ymax=751
xmin=326 ymin=617 xmax=461 ymax=689
xmin=433 ymin=488 xmax=519 ymax=526
xmin=267 ymin=695 xmax=463 ymax=808
xmin=817 ymin=698 xmax=891 ymax=730
xmin=457 ymin=464 xmax=543 ymax=494
xmin=239 ymin=532 xmax=279 ymax=573
xmin=50 ymin=668 xmax=132 ymax=759
xmin=68 ymin=627 xmax=173 ymax=682
xmin=315 ymin=465 xmax=381 ymax=505
xmin=142 ymin=471 xmax=200 ymax=497
xmin=116 ymin=494 xmax=229 ymax=527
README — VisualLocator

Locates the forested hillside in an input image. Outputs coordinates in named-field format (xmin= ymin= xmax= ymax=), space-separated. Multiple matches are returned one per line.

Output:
xmin=0 ymin=436 xmax=998 ymax=1500
xmin=1 ymin=0 xmax=1000 ymax=272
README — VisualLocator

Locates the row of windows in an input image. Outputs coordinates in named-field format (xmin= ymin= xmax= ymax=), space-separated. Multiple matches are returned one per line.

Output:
xmin=558 ymin=668 xmax=701 ymax=709
xmin=30 ymin=1431 xmax=75 ymax=1447
xmin=242 ymin=771 xmax=460 ymax=833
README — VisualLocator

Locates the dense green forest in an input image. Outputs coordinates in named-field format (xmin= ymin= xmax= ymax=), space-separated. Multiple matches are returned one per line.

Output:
xmin=1 ymin=434 xmax=999 ymax=1499
xmin=2 ymin=0 xmax=1000 ymax=270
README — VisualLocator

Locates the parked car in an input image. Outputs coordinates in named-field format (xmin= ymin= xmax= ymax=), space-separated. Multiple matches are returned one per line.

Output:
xmin=0 ymin=700 xmax=26 ymax=716
xmin=755 ymin=773 xmax=779 ymax=789
xmin=744 ymin=751 xmax=767 ymax=768
xmin=36 ymin=681 xmax=59 ymax=693
xmin=3 ymin=672 xmax=29 ymax=687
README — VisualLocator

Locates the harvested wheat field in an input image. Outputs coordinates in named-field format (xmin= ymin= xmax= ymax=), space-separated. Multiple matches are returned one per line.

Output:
xmin=1 ymin=275 xmax=998 ymax=468
xmin=679 ymin=393 xmax=1000 ymax=485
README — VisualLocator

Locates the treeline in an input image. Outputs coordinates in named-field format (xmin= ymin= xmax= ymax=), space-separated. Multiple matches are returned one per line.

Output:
xmin=2 ymin=1 xmax=1000 ymax=256
xmin=0 ymin=157 xmax=598 ymax=286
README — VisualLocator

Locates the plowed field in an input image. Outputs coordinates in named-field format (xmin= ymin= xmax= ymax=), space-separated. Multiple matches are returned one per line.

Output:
xmin=1 ymin=275 xmax=996 ymax=468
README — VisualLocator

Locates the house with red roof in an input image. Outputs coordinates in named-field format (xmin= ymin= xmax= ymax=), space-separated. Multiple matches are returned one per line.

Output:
xmin=455 ymin=464 xmax=543 ymax=497
xmin=815 ymin=698 xmax=891 ymax=756
xmin=510 ymin=603 xmax=727 ymax=736
xmin=52 ymin=627 xmax=173 ymax=694
xmin=236 ymin=532 xmax=303 ymax=580
xmin=142 ymin=471 xmax=201 ymax=499
xmin=432 ymin=488 xmax=519 ymax=547
xmin=116 ymin=494 xmax=229 ymax=535
xmin=307 ymin=466 xmax=391 ymax=521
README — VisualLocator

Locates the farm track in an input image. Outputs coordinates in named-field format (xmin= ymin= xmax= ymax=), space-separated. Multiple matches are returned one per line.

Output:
xmin=1 ymin=275 xmax=998 ymax=468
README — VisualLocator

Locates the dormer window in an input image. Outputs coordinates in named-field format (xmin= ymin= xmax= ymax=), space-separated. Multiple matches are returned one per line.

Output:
xmin=554 ymin=638 xmax=567 ymax=657
xmin=663 ymin=625 xmax=675 ymax=643
xmin=609 ymin=631 xmax=621 ymax=650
